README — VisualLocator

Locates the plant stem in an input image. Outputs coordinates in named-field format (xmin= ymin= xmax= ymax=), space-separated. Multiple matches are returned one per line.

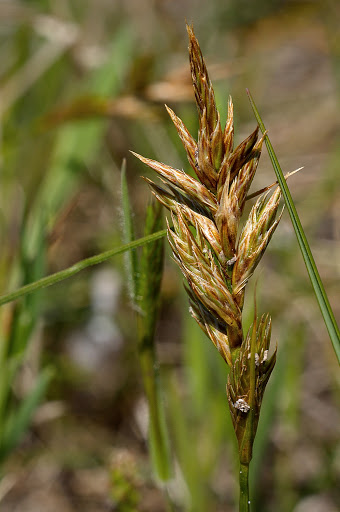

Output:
xmin=238 ymin=318 xmax=256 ymax=511
xmin=239 ymin=462 xmax=250 ymax=511
xmin=136 ymin=201 xmax=172 ymax=483
xmin=138 ymin=338 xmax=171 ymax=481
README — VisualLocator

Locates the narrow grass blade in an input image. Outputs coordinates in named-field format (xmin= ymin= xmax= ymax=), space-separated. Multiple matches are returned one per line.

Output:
xmin=121 ymin=159 xmax=139 ymax=302
xmin=7 ymin=211 xmax=48 ymax=358
xmin=0 ymin=368 xmax=53 ymax=462
xmin=0 ymin=231 xmax=167 ymax=308
xmin=0 ymin=357 xmax=22 ymax=432
xmin=137 ymin=200 xmax=164 ymax=333
xmin=247 ymin=90 xmax=340 ymax=363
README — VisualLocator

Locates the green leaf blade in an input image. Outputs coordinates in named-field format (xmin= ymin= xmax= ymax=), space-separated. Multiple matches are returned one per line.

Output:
xmin=0 ymin=368 xmax=53 ymax=463
xmin=247 ymin=89 xmax=340 ymax=363
xmin=0 ymin=230 xmax=167 ymax=308
xmin=121 ymin=159 xmax=139 ymax=302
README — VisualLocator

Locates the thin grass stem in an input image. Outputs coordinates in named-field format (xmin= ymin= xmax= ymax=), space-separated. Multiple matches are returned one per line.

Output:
xmin=136 ymin=201 xmax=172 ymax=483
xmin=0 ymin=230 xmax=167 ymax=307
xmin=138 ymin=345 xmax=171 ymax=481
xmin=239 ymin=463 xmax=250 ymax=511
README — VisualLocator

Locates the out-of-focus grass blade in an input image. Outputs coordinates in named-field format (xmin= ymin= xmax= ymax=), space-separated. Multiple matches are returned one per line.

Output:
xmin=120 ymin=170 xmax=171 ymax=483
xmin=0 ymin=357 xmax=22 ymax=432
xmin=121 ymin=160 xmax=139 ymax=302
xmin=121 ymin=167 xmax=171 ymax=481
xmin=182 ymin=310 xmax=235 ymax=511
xmin=137 ymin=199 xmax=164 ymax=334
xmin=0 ymin=231 xmax=167 ymax=308
xmin=31 ymin=25 xmax=135 ymax=223
xmin=247 ymin=90 xmax=340 ymax=364
xmin=7 ymin=211 xmax=48 ymax=358
xmin=136 ymin=200 xmax=171 ymax=482
xmin=0 ymin=368 xmax=53 ymax=463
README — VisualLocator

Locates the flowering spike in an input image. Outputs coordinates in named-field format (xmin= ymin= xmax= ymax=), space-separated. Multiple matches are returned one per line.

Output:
xmin=133 ymin=27 xmax=283 ymax=473
xmin=187 ymin=24 xmax=224 ymax=188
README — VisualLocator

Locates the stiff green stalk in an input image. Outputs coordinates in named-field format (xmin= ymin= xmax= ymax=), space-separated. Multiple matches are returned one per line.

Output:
xmin=239 ymin=463 xmax=250 ymax=511
xmin=138 ymin=339 xmax=171 ymax=480
xmin=238 ymin=313 xmax=257 ymax=510
xmin=136 ymin=200 xmax=172 ymax=482
xmin=121 ymin=162 xmax=172 ymax=483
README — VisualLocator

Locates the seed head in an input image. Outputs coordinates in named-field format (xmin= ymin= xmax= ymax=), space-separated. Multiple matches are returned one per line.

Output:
xmin=132 ymin=25 xmax=282 ymax=371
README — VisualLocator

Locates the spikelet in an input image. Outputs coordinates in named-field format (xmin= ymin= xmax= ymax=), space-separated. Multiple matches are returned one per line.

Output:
xmin=232 ymin=187 xmax=283 ymax=308
xmin=227 ymin=314 xmax=276 ymax=463
xmin=132 ymin=24 xmax=283 ymax=459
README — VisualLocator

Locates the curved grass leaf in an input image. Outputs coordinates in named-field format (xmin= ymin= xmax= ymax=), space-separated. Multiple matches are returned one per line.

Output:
xmin=247 ymin=89 xmax=340 ymax=364
xmin=0 ymin=230 xmax=167 ymax=308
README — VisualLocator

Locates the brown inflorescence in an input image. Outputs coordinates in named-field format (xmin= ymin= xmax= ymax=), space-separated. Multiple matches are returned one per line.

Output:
xmin=133 ymin=24 xmax=281 ymax=457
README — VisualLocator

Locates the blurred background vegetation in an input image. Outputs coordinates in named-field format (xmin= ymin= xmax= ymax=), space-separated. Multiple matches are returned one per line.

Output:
xmin=0 ymin=0 xmax=339 ymax=511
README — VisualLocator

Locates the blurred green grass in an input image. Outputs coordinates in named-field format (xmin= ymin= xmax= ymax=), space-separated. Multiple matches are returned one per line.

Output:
xmin=0 ymin=1 xmax=338 ymax=511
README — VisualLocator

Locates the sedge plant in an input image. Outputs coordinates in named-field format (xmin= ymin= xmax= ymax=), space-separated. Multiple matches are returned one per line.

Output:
xmin=132 ymin=24 xmax=283 ymax=510
xmin=121 ymin=162 xmax=172 ymax=486
xmin=0 ymin=18 xmax=337 ymax=508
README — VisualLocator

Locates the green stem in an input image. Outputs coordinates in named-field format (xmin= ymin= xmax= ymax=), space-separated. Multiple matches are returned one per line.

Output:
xmin=139 ymin=337 xmax=171 ymax=481
xmin=135 ymin=201 xmax=171 ymax=483
xmin=238 ymin=316 xmax=256 ymax=510
xmin=239 ymin=462 xmax=250 ymax=511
